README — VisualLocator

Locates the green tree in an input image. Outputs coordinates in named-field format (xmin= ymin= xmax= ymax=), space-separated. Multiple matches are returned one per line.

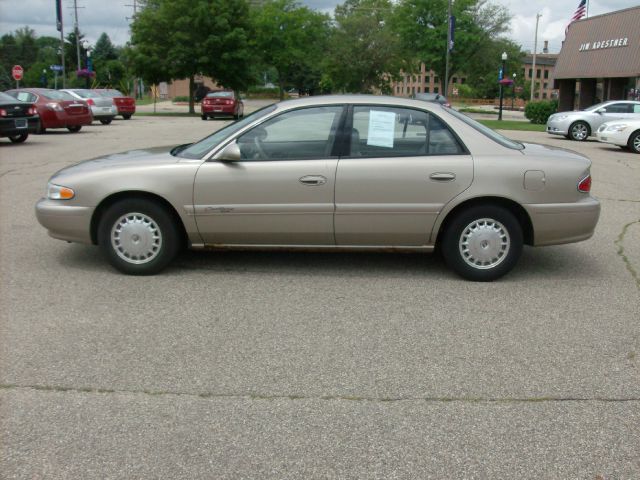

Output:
xmin=464 ymin=38 xmax=523 ymax=98
xmin=393 ymin=0 xmax=511 ymax=95
xmin=252 ymin=0 xmax=330 ymax=99
xmin=14 ymin=27 xmax=38 ymax=70
xmin=130 ymin=0 xmax=255 ymax=113
xmin=92 ymin=33 xmax=118 ymax=63
xmin=326 ymin=0 xmax=402 ymax=94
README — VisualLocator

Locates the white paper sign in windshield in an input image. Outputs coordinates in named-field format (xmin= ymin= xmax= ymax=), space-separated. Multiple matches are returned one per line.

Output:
xmin=367 ymin=110 xmax=396 ymax=148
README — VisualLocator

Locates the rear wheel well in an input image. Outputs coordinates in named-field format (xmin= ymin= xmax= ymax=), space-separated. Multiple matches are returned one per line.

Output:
xmin=90 ymin=191 xmax=187 ymax=246
xmin=435 ymin=197 xmax=534 ymax=248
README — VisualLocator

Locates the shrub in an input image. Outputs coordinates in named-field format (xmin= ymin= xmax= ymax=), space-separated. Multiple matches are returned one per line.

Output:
xmin=524 ymin=100 xmax=558 ymax=124
xmin=172 ymin=96 xmax=190 ymax=102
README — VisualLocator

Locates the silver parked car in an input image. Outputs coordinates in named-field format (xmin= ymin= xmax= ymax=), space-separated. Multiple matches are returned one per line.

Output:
xmin=36 ymin=95 xmax=600 ymax=281
xmin=546 ymin=100 xmax=640 ymax=141
xmin=61 ymin=89 xmax=117 ymax=125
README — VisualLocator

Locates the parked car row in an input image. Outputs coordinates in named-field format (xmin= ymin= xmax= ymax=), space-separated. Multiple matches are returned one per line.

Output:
xmin=546 ymin=99 xmax=640 ymax=153
xmin=1 ymin=88 xmax=136 ymax=143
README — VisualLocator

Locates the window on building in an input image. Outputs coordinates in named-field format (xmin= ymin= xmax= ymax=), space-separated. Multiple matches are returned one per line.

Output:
xmin=434 ymin=87 xmax=439 ymax=93
xmin=460 ymin=78 xmax=466 ymax=84
xmin=417 ymin=86 xmax=421 ymax=93
xmin=434 ymin=77 xmax=439 ymax=84
xmin=452 ymin=77 xmax=457 ymax=84
xmin=544 ymin=70 xmax=549 ymax=79
xmin=528 ymin=68 xmax=533 ymax=78
xmin=425 ymin=87 xmax=430 ymax=93
xmin=543 ymin=93 xmax=547 ymax=99
xmin=536 ymin=69 xmax=541 ymax=78
xmin=543 ymin=82 xmax=548 ymax=89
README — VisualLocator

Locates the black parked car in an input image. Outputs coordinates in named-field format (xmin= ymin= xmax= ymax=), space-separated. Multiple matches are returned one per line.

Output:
xmin=0 ymin=91 xmax=40 ymax=143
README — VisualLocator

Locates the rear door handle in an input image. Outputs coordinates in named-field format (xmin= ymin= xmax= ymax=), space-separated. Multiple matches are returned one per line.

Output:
xmin=429 ymin=172 xmax=456 ymax=181
xmin=299 ymin=175 xmax=327 ymax=186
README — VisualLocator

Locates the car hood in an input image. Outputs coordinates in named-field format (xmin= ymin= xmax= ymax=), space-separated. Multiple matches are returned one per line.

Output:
xmin=51 ymin=145 xmax=181 ymax=179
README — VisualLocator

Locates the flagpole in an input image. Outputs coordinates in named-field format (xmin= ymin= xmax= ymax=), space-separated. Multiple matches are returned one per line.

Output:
xmin=586 ymin=0 xmax=589 ymax=17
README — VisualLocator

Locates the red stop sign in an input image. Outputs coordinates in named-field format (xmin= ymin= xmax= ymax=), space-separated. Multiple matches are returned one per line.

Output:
xmin=12 ymin=65 xmax=24 ymax=81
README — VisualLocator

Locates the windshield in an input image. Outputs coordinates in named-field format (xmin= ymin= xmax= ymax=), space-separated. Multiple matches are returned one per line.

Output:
xmin=584 ymin=102 xmax=608 ymax=111
xmin=208 ymin=91 xmax=234 ymax=98
xmin=177 ymin=104 xmax=277 ymax=159
xmin=40 ymin=90 xmax=76 ymax=101
xmin=71 ymin=89 xmax=101 ymax=99
xmin=0 ymin=92 xmax=18 ymax=102
xmin=447 ymin=108 xmax=524 ymax=150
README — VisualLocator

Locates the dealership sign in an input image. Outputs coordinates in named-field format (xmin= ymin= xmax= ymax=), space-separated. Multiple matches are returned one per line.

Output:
xmin=579 ymin=37 xmax=629 ymax=51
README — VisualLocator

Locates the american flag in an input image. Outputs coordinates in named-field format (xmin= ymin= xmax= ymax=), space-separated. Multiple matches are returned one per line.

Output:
xmin=565 ymin=0 xmax=587 ymax=36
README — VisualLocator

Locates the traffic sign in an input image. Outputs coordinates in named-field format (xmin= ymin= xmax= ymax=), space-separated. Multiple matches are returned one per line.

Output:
xmin=12 ymin=65 xmax=24 ymax=81
xmin=49 ymin=64 xmax=64 ymax=72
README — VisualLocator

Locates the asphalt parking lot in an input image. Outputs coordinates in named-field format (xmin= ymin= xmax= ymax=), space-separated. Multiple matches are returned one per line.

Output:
xmin=1 ymin=107 xmax=639 ymax=478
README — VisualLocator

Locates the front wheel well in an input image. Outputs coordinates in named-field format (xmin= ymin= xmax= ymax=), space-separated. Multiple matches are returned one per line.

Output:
xmin=435 ymin=197 xmax=534 ymax=248
xmin=90 ymin=191 xmax=187 ymax=246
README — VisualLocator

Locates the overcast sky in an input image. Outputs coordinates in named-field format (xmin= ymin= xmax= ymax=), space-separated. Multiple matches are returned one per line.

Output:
xmin=0 ymin=0 xmax=636 ymax=54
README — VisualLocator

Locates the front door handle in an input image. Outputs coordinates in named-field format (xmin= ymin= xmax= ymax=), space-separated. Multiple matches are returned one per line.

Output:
xmin=299 ymin=175 xmax=327 ymax=186
xmin=429 ymin=172 xmax=456 ymax=182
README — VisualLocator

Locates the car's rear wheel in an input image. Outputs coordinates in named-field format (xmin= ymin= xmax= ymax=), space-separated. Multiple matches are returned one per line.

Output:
xmin=201 ymin=114 xmax=207 ymax=121
xmin=628 ymin=130 xmax=640 ymax=154
xmin=67 ymin=125 xmax=82 ymax=133
xmin=569 ymin=121 xmax=590 ymax=141
xmin=37 ymin=123 xmax=46 ymax=134
xmin=441 ymin=205 xmax=523 ymax=281
xmin=9 ymin=133 xmax=28 ymax=143
xmin=98 ymin=199 xmax=181 ymax=275
xmin=122 ymin=114 xmax=132 ymax=120
xmin=100 ymin=118 xmax=113 ymax=125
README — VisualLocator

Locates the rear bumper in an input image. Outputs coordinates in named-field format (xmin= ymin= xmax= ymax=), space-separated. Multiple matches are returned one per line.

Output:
xmin=90 ymin=105 xmax=117 ymax=119
xmin=0 ymin=116 xmax=40 ymax=136
xmin=524 ymin=197 xmax=601 ymax=246
xmin=202 ymin=105 xmax=235 ymax=116
xmin=35 ymin=198 xmax=94 ymax=244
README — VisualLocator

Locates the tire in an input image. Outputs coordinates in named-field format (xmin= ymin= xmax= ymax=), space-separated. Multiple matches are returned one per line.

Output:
xmin=98 ymin=199 xmax=181 ymax=275
xmin=67 ymin=125 xmax=82 ymax=133
xmin=37 ymin=123 xmax=46 ymax=134
xmin=122 ymin=114 xmax=132 ymax=120
xmin=441 ymin=205 xmax=523 ymax=282
xmin=628 ymin=130 xmax=640 ymax=154
xmin=569 ymin=121 xmax=590 ymax=141
xmin=9 ymin=133 xmax=28 ymax=143
xmin=201 ymin=114 xmax=207 ymax=121
xmin=100 ymin=118 xmax=113 ymax=125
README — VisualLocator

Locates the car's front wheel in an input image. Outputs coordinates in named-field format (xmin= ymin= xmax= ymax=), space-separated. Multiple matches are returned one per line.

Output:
xmin=569 ymin=121 xmax=590 ymax=141
xmin=67 ymin=125 xmax=82 ymax=133
xmin=441 ymin=205 xmax=523 ymax=281
xmin=98 ymin=199 xmax=182 ymax=275
xmin=122 ymin=114 xmax=132 ymax=120
xmin=9 ymin=133 xmax=28 ymax=143
xmin=628 ymin=130 xmax=640 ymax=154
xmin=201 ymin=114 xmax=207 ymax=121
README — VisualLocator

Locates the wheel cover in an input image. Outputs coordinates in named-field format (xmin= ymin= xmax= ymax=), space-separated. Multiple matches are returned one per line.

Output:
xmin=633 ymin=134 xmax=640 ymax=152
xmin=571 ymin=123 xmax=588 ymax=140
xmin=111 ymin=212 xmax=162 ymax=264
xmin=459 ymin=218 xmax=511 ymax=270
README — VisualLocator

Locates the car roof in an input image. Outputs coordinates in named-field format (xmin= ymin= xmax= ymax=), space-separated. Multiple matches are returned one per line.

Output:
xmin=274 ymin=94 xmax=445 ymax=112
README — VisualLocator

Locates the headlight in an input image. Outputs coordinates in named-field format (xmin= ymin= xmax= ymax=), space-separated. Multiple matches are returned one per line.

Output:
xmin=556 ymin=115 xmax=569 ymax=120
xmin=47 ymin=183 xmax=75 ymax=200
xmin=605 ymin=124 xmax=628 ymax=132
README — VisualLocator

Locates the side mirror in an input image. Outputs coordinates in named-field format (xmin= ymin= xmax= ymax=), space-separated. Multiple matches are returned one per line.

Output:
xmin=596 ymin=108 xmax=605 ymax=114
xmin=216 ymin=142 xmax=241 ymax=162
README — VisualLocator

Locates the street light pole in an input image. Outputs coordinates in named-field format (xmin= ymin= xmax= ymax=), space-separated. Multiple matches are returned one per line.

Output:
xmin=498 ymin=51 xmax=507 ymax=121
xmin=512 ymin=73 xmax=516 ymax=110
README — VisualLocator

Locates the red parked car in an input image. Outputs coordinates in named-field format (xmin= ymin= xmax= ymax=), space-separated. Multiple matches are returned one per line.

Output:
xmin=5 ymin=88 xmax=92 ymax=133
xmin=94 ymin=89 xmax=136 ymax=119
xmin=201 ymin=91 xmax=244 ymax=120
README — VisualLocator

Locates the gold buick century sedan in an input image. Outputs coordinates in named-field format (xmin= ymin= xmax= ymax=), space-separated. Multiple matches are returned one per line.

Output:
xmin=36 ymin=95 xmax=600 ymax=281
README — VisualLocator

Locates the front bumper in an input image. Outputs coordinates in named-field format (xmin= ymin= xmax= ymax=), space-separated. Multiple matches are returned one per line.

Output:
xmin=546 ymin=118 xmax=570 ymax=136
xmin=524 ymin=197 xmax=601 ymax=246
xmin=595 ymin=129 xmax=627 ymax=147
xmin=35 ymin=198 xmax=94 ymax=244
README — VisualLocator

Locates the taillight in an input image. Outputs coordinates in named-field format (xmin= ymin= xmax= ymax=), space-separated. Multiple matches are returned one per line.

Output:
xmin=46 ymin=102 xmax=64 ymax=112
xmin=86 ymin=98 xmax=95 ymax=106
xmin=578 ymin=174 xmax=592 ymax=193
xmin=0 ymin=109 xmax=6 ymax=117
xmin=226 ymin=100 xmax=234 ymax=105
xmin=28 ymin=106 xmax=38 ymax=115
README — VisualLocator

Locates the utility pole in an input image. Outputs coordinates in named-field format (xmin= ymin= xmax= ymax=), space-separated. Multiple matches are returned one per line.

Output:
xmin=444 ymin=0 xmax=453 ymax=97
xmin=530 ymin=13 xmax=541 ymax=102
xmin=125 ymin=0 xmax=141 ymax=98
xmin=70 ymin=0 xmax=85 ymax=71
